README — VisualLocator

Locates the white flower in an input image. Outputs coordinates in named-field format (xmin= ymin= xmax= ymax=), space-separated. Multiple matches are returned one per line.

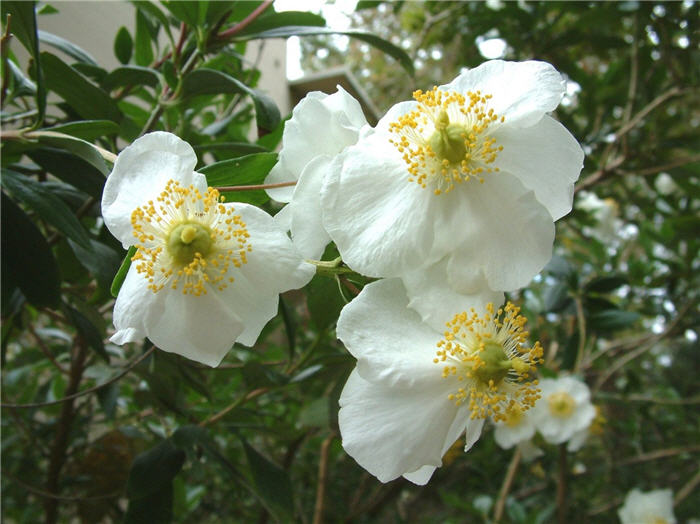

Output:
xmin=264 ymin=86 xmax=367 ymax=259
xmin=493 ymin=405 xmax=536 ymax=450
xmin=322 ymin=60 xmax=584 ymax=299
xmin=531 ymin=376 xmax=595 ymax=445
xmin=336 ymin=278 xmax=543 ymax=484
xmin=576 ymin=190 xmax=621 ymax=242
xmin=102 ymin=132 xmax=314 ymax=367
xmin=618 ymin=489 xmax=676 ymax=524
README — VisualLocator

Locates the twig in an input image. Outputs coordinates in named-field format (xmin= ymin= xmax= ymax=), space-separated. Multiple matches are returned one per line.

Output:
xmin=312 ymin=433 xmax=336 ymax=524
xmin=617 ymin=154 xmax=700 ymax=178
xmin=216 ymin=0 xmax=274 ymax=41
xmin=556 ymin=444 xmax=568 ymax=524
xmin=594 ymin=393 xmax=700 ymax=405
xmin=573 ymin=296 xmax=586 ymax=373
xmin=198 ymin=387 xmax=269 ymax=427
xmin=1 ymin=346 xmax=155 ymax=409
xmin=674 ymin=468 xmax=700 ymax=506
xmin=614 ymin=445 xmax=700 ymax=467
xmin=493 ymin=447 xmax=521 ymax=523
xmin=5 ymin=472 xmax=121 ymax=501
xmin=28 ymin=324 xmax=69 ymax=375
xmin=615 ymin=87 xmax=684 ymax=142
xmin=217 ymin=180 xmax=296 ymax=192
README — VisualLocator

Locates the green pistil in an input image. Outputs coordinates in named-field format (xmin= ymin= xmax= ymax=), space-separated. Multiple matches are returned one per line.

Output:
xmin=473 ymin=340 xmax=514 ymax=386
xmin=167 ymin=222 xmax=212 ymax=264
xmin=429 ymin=110 xmax=468 ymax=165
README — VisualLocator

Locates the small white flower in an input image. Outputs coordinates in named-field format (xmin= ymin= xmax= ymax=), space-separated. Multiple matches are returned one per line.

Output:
xmin=102 ymin=132 xmax=314 ymax=366
xmin=576 ymin=190 xmax=621 ymax=242
xmin=336 ymin=279 xmax=543 ymax=484
xmin=531 ymin=376 xmax=595 ymax=445
xmin=264 ymin=86 xmax=367 ymax=259
xmin=322 ymin=60 xmax=584 ymax=300
xmin=618 ymin=488 xmax=676 ymax=524
xmin=493 ymin=404 xmax=536 ymax=450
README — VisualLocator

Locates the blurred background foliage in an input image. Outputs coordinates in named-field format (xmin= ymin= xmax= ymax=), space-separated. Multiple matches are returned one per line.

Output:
xmin=1 ymin=1 xmax=698 ymax=523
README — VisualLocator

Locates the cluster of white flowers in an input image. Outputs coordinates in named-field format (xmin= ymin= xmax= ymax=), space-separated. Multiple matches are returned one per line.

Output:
xmin=103 ymin=60 xmax=586 ymax=484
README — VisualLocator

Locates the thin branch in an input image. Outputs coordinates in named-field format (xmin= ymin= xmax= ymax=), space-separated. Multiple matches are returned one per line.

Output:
xmin=618 ymin=154 xmax=700 ymax=178
xmin=216 ymin=0 xmax=274 ymax=41
xmin=615 ymin=445 xmax=700 ymax=467
xmin=493 ymin=447 xmax=521 ymax=523
xmin=573 ymin=296 xmax=587 ymax=373
xmin=312 ymin=433 xmax=336 ymax=524
xmin=198 ymin=387 xmax=269 ymax=427
xmin=5 ymin=472 xmax=121 ymax=501
xmin=216 ymin=180 xmax=296 ymax=192
xmin=556 ymin=444 xmax=568 ymax=524
xmin=1 ymin=346 xmax=155 ymax=410
xmin=614 ymin=86 xmax=684 ymax=142
xmin=594 ymin=393 xmax=700 ymax=405
xmin=674 ymin=468 xmax=700 ymax=507
xmin=28 ymin=324 xmax=69 ymax=375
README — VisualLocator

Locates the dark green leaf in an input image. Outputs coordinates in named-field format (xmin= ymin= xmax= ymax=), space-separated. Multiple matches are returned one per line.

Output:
xmin=6 ymin=60 xmax=36 ymax=98
xmin=37 ymin=30 xmax=97 ymax=65
xmin=241 ymin=439 xmax=295 ymax=523
xmin=114 ymin=26 xmax=134 ymax=65
xmin=307 ymin=275 xmax=347 ymax=330
xmin=2 ymin=1 xmax=46 ymax=125
xmin=543 ymin=282 xmax=571 ymax=312
xmin=1 ymin=191 xmax=60 ymax=308
xmin=63 ymin=303 xmax=108 ymax=361
xmin=134 ymin=8 xmax=154 ymax=67
xmin=234 ymin=11 xmax=326 ymax=37
xmin=101 ymin=65 xmax=160 ymax=91
xmin=161 ymin=1 xmax=207 ymax=27
xmin=27 ymin=147 xmax=105 ymax=198
xmin=37 ymin=133 xmax=109 ymax=175
xmin=40 ymin=52 xmax=122 ymax=122
xmin=111 ymin=245 xmax=136 ymax=297
xmin=242 ymin=362 xmax=289 ymax=389
xmin=45 ymin=120 xmax=120 ymax=141
xmin=182 ymin=69 xmax=281 ymax=131
xmin=244 ymin=27 xmax=415 ymax=76
xmin=69 ymin=239 xmax=123 ymax=295
xmin=199 ymin=152 xmax=276 ymax=205
xmin=1 ymin=168 xmax=92 ymax=249
xmin=588 ymin=310 xmax=641 ymax=332
xmin=585 ymin=275 xmax=628 ymax=293
xmin=126 ymin=439 xmax=185 ymax=499
xmin=192 ymin=142 xmax=268 ymax=156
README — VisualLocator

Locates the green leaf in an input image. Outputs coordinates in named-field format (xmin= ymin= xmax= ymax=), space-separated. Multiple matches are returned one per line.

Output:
xmin=132 ymin=1 xmax=175 ymax=44
xmin=63 ymin=303 xmax=108 ymax=361
xmin=161 ymin=1 xmax=207 ymax=28
xmin=36 ymin=133 xmax=109 ymax=175
xmin=1 ymin=168 xmax=92 ymax=249
xmin=37 ymin=30 xmax=97 ymax=65
xmin=27 ymin=147 xmax=105 ymax=199
xmin=40 ymin=52 xmax=122 ymax=122
xmin=114 ymin=26 xmax=134 ymax=65
xmin=244 ymin=27 xmax=415 ymax=76
xmin=124 ymin=439 xmax=185 ymax=524
xmin=543 ymin=281 xmax=571 ymax=312
xmin=234 ymin=11 xmax=326 ymax=37
xmin=306 ymin=275 xmax=347 ymax=330
xmin=585 ymin=275 xmax=628 ymax=293
xmin=199 ymin=152 xmax=277 ymax=206
xmin=1 ymin=191 xmax=60 ymax=308
xmin=111 ymin=246 xmax=136 ymax=297
xmin=2 ymin=1 xmax=46 ymax=125
xmin=134 ymin=8 xmax=154 ymax=67
xmin=69 ymin=239 xmax=123 ymax=295
xmin=241 ymin=439 xmax=295 ymax=523
xmin=44 ymin=120 xmax=120 ymax=141
xmin=182 ymin=69 xmax=281 ymax=131
xmin=101 ymin=65 xmax=160 ymax=91
xmin=588 ymin=310 xmax=641 ymax=332
xmin=192 ymin=142 xmax=268 ymax=156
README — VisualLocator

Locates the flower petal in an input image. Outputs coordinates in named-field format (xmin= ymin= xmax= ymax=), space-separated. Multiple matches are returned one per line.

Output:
xmin=338 ymin=368 xmax=461 ymax=483
xmin=265 ymin=87 xmax=367 ymax=203
xmin=321 ymin=133 xmax=441 ymax=278
xmin=220 ymin=203 xmax=315 ymax=346
xmin=445 ymin=60 xmax=565 ymax=128
xmin=494 ymin=115 xmax=584 ymax=220
xmin=336 ymin=279 xmax=443 ymax=388
xmin=110 ymin=264 xmax=154 ymax=345
xmin=102 ymin=132 xmax=200 ymax=248
xmin=444 ymin=171 xmax=555 ymax=291
xmin=402 ymin=256 xmax=504 ymax=332
xmin=289 ymin=155 xmax=333 ymax=259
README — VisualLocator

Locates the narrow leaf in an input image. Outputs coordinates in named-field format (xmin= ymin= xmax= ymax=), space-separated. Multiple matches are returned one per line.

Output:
xmin=45 ymin=120 xmax=120 ymax=141
xmin=114 ymin=26 xmax=134 ymax=65
xmin=38 ymin=30 xmax=98 ymax=65
xmin=101 ymin=65 xmax=160 ymax=91
xmin=242 ymin=439 xmax=295 ymax=523
xmin=134 ymin=8 xmax=154 ymax=66
xmin=111 ymin=246 xmax=136 ymax=297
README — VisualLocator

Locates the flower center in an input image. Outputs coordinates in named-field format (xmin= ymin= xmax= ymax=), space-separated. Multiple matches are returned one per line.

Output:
xmin=130 ymin=179 xmax=250 ymax=296
xmin=504 ymin=405 xmax=524 ymax=428
xmin=167 ymin=222 xmax=212 ymax=265
xmin=652 ymin=519 xmax=669 ymax=524
xmin=434 ymin=302 xmax=544 ymax=421
xmin=547 ymin=392 xmax=575 ymax=418
xmin=389 ymin=87 xmax=504 ymax=195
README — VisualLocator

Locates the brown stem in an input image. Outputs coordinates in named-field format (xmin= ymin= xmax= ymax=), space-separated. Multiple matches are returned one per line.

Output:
xmin=556 ymin=444 xmax=567 ymax=524
xmin=44 ymin=339 xmax=88 ymax=524
xmin=1 ymin=346 xmax=155 ymax=409
xmin=199 ymin=387 xmax=269 ymax=427
xmin=217 ymin=180 xmax=296 ymax=192
xmin=28 ymin=324 xmax=69 ymax=375
xmin=493 ymin=447 xmax=522 ymax=522
xmin=674 ymin=467 xmax=700 ymax=506
xmin=312 ymin=433 xmax=336 ymax=524
xmin=615 ymin=445 xmax=700 ymax=467
xmin=216 ymin=0 xmax=274 ymax=40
